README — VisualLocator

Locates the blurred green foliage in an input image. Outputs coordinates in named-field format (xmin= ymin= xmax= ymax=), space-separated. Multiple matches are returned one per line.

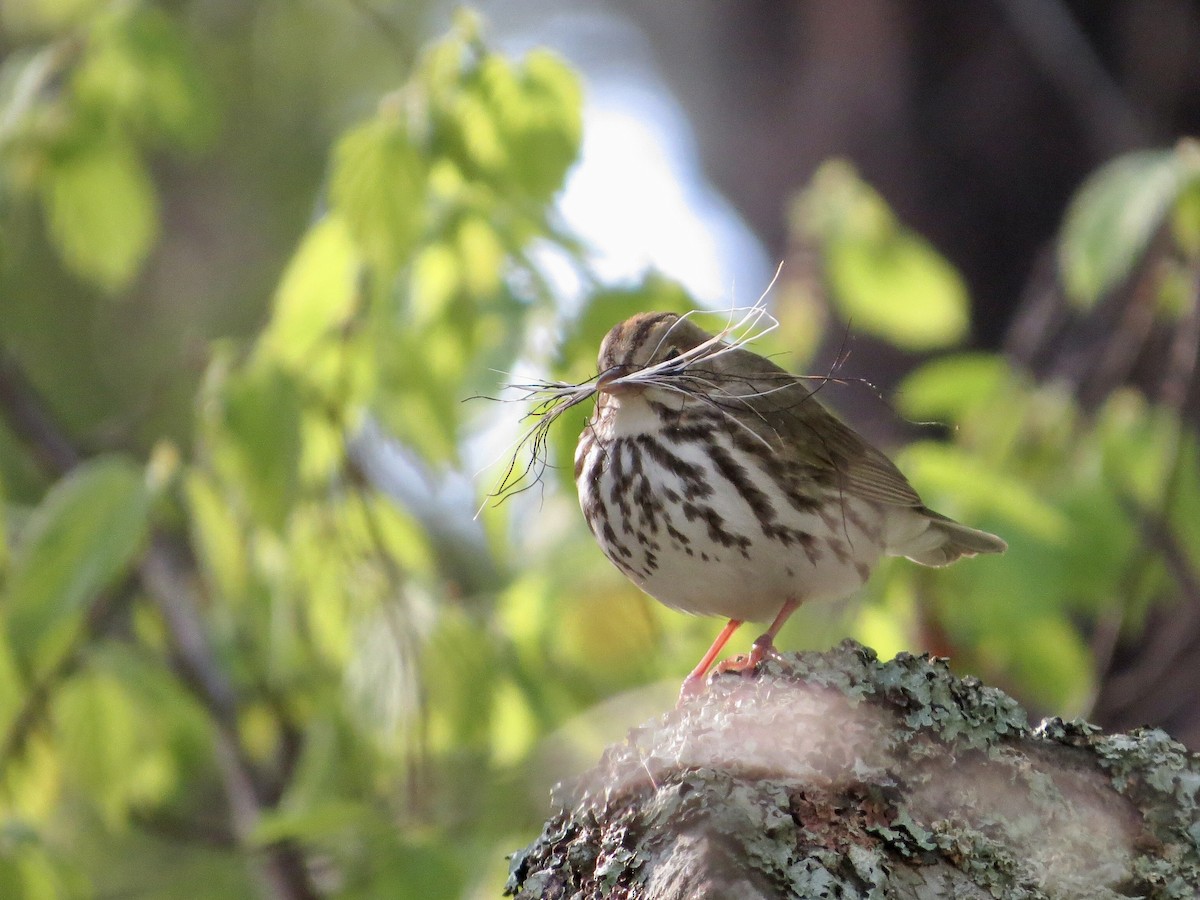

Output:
xmin=0 ymin=3 xmax=1198 ymax=898
xmin=794 ymin=152 xmax=1200 ymax=714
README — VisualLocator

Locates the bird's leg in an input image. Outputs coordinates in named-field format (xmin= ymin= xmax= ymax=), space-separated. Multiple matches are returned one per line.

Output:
xmin=678 ymin=618 xmax=743 ymax=704
xmin=714 ymin=599 xmax=800 ymax=676
xmin=747 ymin=598 xmax=800 ymax=666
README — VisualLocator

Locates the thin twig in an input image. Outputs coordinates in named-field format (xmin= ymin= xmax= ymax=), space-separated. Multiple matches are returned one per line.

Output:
xmin=0 ymin=349 xmax=80 ymax=476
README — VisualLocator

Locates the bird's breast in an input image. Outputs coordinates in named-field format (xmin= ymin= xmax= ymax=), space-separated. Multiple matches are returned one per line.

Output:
xmin=574 ymin=419 xmax=886 ymax=623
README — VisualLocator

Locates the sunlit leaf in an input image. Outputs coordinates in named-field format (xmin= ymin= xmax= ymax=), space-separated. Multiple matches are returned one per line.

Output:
xmin=260 ymin=215 xmax=362 ymax=371
xmin=450 ymin=90 xmax=505 ymax=176
xmin=423 ymin=609 xmax=495 ymax=753
xmin=895 ymin=353 xmax=1011 ymax=423
xmin=217 ymin=363 xmax=302 ymax=531
xmin=896 ymin=442 xmax=1068 ymax=541
xmin=560 ymin=585 xmax=658 ymax=676
xmin=41 ymin=136 xmax=157 ymax=292
xmin=1172 ymin=154 xmax=1200 ymax=258
xmin=330 ymin=114 xmax=426 ymax=269
xmin=981 ymin=616 xmax=1094 ymax=715
xmin=409 ymin=241 xmax=460 ymax=322
xmin=0 ymin=619 xmax=27 ymax=739
xmin=252 ymin=800 xmax=364 ymax=845
xmin=0 ymin=846 xmax=61 ymax=900
xmin=1094 ymin=388 xmax=1181 ymax=505
xmin=487 ymin=49 xmax=582 ymax=202
xmin=184 ymin=470 xmax=249 ymax=602
xmin=455 ymin=214 xmax=505 ymax=297
xmin=490 ymin=677 xmax=539 ymax=766
xmin=4 ymin=456 xmax=150 ymax=677
xmin=1059 ymin=144 xmax=1200 ymax=307
xmin=797 ymin=160 xmax=969 ymax=350
xmin=354 ymin=493 xmax=435 ymax=577
xmin=72 ymin=6 xmax=217 ymax=149
xmin=54 ymin=671 xmax=145 ymax=826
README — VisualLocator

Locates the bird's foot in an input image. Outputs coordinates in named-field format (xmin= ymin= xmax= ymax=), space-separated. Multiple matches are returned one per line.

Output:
xmin=712 ymin=633 xmax=783 ymax=679
xmin=676 ymin=673 xmax=708 ymax=706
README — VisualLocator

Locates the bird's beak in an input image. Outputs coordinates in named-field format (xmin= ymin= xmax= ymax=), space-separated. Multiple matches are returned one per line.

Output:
xmin=595 ymin=367 xmax=629 ymax=394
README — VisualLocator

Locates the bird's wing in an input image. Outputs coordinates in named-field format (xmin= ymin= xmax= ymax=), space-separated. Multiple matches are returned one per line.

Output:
xmin=840 ymin=441 xmax=923 ymax=507
xmin=721 ymin=348 xmax=924 ymax=509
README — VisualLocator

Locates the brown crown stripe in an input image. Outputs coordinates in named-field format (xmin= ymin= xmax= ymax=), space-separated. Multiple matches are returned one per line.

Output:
xmin=624 ymin=312 xmax=677 ymax=359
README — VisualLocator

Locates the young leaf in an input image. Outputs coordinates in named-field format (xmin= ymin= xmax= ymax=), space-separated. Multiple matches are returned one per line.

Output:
xmin=330 ymin=114 xmax=426 ymax=270
xmin=796 ymin=160 xmax=969 ymax=350
xmin=260 ymin=215 xmax=362 ymax=370
xmin=4 ymin=456 xmax=151 ymax=677
xmin=71 ymin=6 xmax=217 ymax=150
xmin=487 ymin=49 xmax=582 ymax=203
xmin=41 ymin=136 xmax=158 ymax=292
xmin=1059 ymin=145 xmax=1200 ymax=307
xmin=895 ymin=353 xmax=1012 ymax=423
xmin=215 ymin=363 xmax=303 ymax=531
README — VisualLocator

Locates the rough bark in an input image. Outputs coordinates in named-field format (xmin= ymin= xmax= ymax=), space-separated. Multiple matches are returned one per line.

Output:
xmin=507 ymin=642 xmax=1200 ymax=899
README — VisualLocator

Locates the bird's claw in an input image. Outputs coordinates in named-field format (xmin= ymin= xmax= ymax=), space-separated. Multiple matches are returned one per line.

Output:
xmin=711 ymin=633 xmax=783 ymax=679
xmin=677 ymin=633 xmax=785 ymax=705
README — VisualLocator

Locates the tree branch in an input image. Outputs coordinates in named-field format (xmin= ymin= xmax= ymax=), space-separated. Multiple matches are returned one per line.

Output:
xmin=0 ymin=348 xmax=80 ymax=476
xmin=509 ymin=644 xmax=1200 ymax=898
xmin=0 ymin=344 xmax=319 ymax=900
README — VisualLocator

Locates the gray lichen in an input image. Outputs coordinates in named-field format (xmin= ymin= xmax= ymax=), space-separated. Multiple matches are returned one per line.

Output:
xmin=506 ymin=641 xmax=1200 ymax=899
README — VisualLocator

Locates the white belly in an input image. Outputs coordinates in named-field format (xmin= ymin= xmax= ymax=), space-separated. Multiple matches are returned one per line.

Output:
xmin=576 ymin=408 xmax=886 ymax=623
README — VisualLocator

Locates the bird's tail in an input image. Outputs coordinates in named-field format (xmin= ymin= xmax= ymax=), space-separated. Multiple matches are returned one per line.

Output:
xmin=894 ymin=509 xmax=1007 ymax=568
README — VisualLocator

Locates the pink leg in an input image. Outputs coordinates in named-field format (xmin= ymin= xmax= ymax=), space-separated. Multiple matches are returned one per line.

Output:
xmin=678 ymin=619 xmax=743 ymax=703
xmin=714 ymin=599 xmax=801 ymax=676
xmin=745 ymin=598 xmax=801 ymax=666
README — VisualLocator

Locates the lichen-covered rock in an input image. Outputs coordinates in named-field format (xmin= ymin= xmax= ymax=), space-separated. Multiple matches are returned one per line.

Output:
xmin=506 ymin=641 xmax=1200 ymax=899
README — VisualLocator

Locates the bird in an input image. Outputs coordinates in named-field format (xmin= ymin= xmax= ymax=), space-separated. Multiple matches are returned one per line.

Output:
xmin=572 ymin=310 xmax=1006 ymax=699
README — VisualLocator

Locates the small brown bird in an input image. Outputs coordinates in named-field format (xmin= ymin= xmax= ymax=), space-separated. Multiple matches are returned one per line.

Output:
xmin=573 ymin=311 xmax=1006 ymax=698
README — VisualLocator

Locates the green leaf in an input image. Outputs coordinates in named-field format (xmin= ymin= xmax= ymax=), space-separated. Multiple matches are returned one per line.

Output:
xmin=455 ymin=214 xmax=505 ymax=298
xmin=896 ymin=441 xmax=1068 ymax=542
xmin=1172 ymin=151 xmax=1200 ymax=258
xmin=1093 ymin=388 xmax=1181 ymax=506
xmin=0 ymin=472 xmax=8 ymax=576
xmin=252 ymin=800 xmax=364 ymax=845
xmin=72 ymin=6 xmax=218 ymax=150
xmin=4 ymin=456 xmax=151 ymax=677
xmin=409 ymin=240 xmax=461 ymax=323
xmin=260 ymin=215 xmax=362 ymax=370
xmin=1059 ymin=145 xmax=1200 ymax=307
xmin=183 ymin=470 xmax=249 ymax=603
xmin=796 ymin=160 xmax=969 ymax=351
xmin=982 ymin=615 xmax=1094 ymax=714
xmin=216 ymin=363 xmax=302 ymax=531
xmin=487 ymin=49 xmax=582 ymax=202
xmin=424 ymin=28 xmax=581 ymax=205
xmin=41 ymin=136 xmax=158 ymax=292
xmin=53 ymin=671 xmax=143 ymax=826
xmin=330 ymin=114 xmax=426 ymax=270
xmin=0 ymin=847 xmax=62 ymax=900
xmin=895 ymin=353 xmax=1011 ymax=423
